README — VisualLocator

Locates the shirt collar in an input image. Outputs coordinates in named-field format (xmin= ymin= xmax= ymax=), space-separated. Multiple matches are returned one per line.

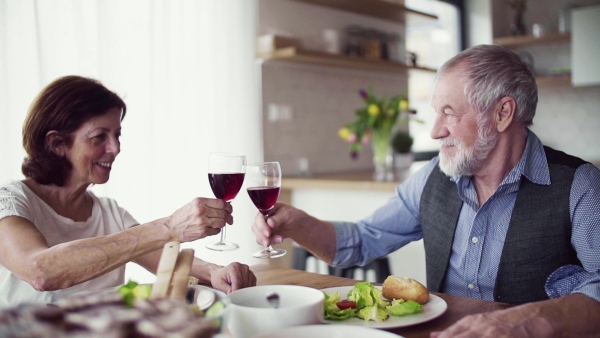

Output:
xmin=520 ymin=130 xmax=551 ymax=185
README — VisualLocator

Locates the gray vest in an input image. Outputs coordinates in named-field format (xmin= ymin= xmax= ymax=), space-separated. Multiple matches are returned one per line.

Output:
xmin=420 ymin=146 xmax=585 ymax=305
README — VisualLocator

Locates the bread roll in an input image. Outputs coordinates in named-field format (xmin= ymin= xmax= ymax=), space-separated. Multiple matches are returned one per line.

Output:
xmin=382 ymin=276 xmax=430 ymax=304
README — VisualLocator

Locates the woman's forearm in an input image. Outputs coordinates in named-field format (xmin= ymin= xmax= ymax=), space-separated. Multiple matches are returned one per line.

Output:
xmin=29 ymin=219 xmax=171 ymax=290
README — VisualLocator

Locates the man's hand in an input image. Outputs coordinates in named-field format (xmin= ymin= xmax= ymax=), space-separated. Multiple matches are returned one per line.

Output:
xmin=431 ymin=294 xmax=600 ymax=338
xmin=430 ymin=309 xmax=554 ymax=338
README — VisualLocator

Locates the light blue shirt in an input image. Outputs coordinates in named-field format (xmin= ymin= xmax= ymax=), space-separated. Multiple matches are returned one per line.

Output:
xmin=333 ymin=130 xmax=600 ymax=302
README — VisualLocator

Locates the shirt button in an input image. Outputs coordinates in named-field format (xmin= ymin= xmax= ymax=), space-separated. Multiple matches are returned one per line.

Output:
xmin=471 ymin=237 xmax=479 ymax=244
xmin=468 ymin=283 xmax=475 ymax=289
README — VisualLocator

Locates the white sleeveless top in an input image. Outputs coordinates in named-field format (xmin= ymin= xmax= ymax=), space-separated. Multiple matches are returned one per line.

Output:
xmin=0 ymin=180 xmax=138 ymax=309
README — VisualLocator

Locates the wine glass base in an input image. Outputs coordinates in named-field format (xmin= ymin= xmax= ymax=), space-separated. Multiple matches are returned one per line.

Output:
xmin=253 ymin=248 xmax=286 ymax=259
xmin=206 ymin=241 xmax=240 ymax=252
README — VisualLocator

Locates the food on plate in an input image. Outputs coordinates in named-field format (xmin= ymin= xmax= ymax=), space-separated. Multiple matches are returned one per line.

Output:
xmin=0 ymin=281 xmax=224 ymax=337
xmin=323 ymin=281 xmax=423 ymax=322
xmin=382 ymin=276 xmax=430 ymax=304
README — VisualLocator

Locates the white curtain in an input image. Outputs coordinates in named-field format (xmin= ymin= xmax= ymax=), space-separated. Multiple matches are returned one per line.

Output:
xmin=0 ymin=0 xmax=265 ymax=283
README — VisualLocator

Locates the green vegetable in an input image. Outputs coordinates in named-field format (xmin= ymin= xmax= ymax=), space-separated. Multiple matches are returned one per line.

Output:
xmin=323 ymin=291 xmax=356 ymax=320
xmin=386 ymin=299 xmax=423 ymax=316
xmin=132 ymin=284 xmax=152 ymax=299
xmin=323 ymin=282 xmax=423 ymax=322
xmin=118 ymin=280 xmax=152 ymax=307
xmin=347 ymin=282 xmax=374 ymax=308
xmin=205 ymin=300 xmax=225 ymax=317
xmin=357 ymin=305 xmax=389 ymax=322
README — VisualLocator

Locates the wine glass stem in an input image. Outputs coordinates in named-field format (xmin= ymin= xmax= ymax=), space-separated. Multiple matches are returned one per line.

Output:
xmin=220 ymin=226 xmax=226 ymax=244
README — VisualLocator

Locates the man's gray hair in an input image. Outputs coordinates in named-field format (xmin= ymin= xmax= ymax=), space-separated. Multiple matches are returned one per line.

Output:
xmin=437 ymin=44 xmax=538 ymax=127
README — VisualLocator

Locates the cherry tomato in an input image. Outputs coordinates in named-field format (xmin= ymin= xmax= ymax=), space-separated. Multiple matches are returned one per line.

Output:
xmin=336 ymin=300 xmax=357 ymax=310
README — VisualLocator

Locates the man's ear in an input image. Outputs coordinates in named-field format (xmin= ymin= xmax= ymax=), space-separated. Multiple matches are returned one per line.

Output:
xmin=46 ymin=131 xmax=67 ymax=157
xmin=495 ymin=97 xmax=516 ymax=133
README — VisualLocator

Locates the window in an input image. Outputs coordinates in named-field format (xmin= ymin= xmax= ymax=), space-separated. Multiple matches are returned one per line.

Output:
xmin=405 ymin=0 xmax=462 ymax=157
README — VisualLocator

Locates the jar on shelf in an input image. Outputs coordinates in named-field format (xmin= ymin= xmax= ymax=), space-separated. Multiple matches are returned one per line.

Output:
xmin=364 ymin=28 xmax=382 ymax=60
xmin=344 ymin=25 xmax=365 ymax=57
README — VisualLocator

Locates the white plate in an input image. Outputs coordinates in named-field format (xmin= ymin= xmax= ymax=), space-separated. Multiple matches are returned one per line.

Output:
xmin=187 ymin=285 xmax=221 ymax=310
xmin=191 ymin=286 xmax=217 ymax=310
xmin=253 ymin=324 xmax=403 ymax=338
xmin=320 ymin=286 xmax=447 ymax=329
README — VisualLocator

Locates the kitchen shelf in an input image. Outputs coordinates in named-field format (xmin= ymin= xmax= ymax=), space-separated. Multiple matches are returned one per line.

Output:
xmin=291 ymin=0 xmax=437 ymax=24
xmin=259 ymin=47 xmax=437 ymax=74
xmin=493 ymin=33 xmax=571 ymax=47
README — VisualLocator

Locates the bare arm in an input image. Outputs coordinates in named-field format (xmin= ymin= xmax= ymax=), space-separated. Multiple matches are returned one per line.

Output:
xmin=432 ymin=293 xmax=600 ymax=338
xmin=0 ymin=215 xmax=170 ymax=290
xmin=252 ymin=202 xmax=337 ymax=264
xmin=0 ymin=197 xmax=231 ymax=291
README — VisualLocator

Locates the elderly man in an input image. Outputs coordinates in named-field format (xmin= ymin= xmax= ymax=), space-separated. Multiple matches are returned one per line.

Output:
xmin=252 ymin=44 xmax=600 ymax=337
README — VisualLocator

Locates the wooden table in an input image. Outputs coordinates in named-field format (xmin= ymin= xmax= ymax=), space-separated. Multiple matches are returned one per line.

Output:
xmin=251 ymin=264 xmax=513 ymax=338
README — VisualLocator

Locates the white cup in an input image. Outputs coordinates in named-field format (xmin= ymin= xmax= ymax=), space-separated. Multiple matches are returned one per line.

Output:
xmin=322 ymin=28 xmax=341 ymax=54
xmin=532 ymin=23 xmax=546 ymax=38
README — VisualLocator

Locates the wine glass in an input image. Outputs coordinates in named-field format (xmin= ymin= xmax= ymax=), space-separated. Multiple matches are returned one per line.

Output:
xmin=246 ymin=162 xmax=286 ymax=259
xmin=205 ymin=152 xmax=246 ymax=251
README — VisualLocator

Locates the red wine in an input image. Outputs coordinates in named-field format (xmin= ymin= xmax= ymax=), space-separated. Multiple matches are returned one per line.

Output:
xmin=208 ymin=173 xmax=245 ymax=201
xmin=247 ymin=186 xmax=280 ymax=215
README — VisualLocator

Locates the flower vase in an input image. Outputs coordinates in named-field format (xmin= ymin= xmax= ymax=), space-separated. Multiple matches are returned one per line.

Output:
xmin=371 ymin=129 xmax=394 ymax=182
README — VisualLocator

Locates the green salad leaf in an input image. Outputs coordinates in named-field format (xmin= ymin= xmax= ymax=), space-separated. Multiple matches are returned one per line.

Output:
xmin=323 ymin=281 xmax=424 ymax=322
xmin=386 ymin=299 xmax=423 ymax=316
xmin=323 ymin=291 xmax=356 ymax=320
xmin=357 ymin=305 xmax=389 ymax=322
xmin=118 ymin=280 xmax=152 ymax=307
xmin=205 ymin=300 xmax=225 ymax=317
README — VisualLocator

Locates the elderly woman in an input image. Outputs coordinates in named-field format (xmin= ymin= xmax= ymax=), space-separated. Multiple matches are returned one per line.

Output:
xmin=0 ymin=75 xmax=256 ymax=308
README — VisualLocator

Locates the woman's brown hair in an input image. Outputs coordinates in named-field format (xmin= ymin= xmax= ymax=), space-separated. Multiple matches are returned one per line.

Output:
xmin=21 ymin=75 xmax=127 ymax=186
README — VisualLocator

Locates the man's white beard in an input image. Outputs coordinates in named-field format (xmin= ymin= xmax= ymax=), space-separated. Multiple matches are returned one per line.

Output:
xmin=439 ymin=118 xmax=499 ymax=177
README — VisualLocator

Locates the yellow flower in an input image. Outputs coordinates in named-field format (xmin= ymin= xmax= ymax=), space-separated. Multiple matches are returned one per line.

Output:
xmin=338 ymin=127 xmax=355 ymax=142
xmin=368 ymin=104 xmax=380 ymax=116
xmin=399 ymin=99 xmax=409 ymax=111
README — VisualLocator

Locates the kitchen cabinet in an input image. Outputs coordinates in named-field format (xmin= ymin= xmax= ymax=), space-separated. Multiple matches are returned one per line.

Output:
xmin=494 ymin=33 xmax=572 ymax=85
xmin=291 ymin=0 xmax=437 ymax=24
xmin=259 ymin=0 xmax=438 ymax=74
xmin=259 ymin=46 xmax=437 ymax=74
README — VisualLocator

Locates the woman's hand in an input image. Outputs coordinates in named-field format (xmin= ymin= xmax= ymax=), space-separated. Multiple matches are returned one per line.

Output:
xmin=210 ymin=262 xmax=257 ymax=294
xmin=165 ymin=198 xmax=233 ymax=242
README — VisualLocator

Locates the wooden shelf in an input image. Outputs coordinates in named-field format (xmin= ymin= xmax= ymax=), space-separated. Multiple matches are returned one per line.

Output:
xmin=259 ymin=47 xmax=437 ymax=74
xmin=536 ymin=75 xmax=571 ymax=86
xmin=291 ymin=0 xmax=437 ymax=24
xmin=493 ymin=33 xmax=571 ymax=47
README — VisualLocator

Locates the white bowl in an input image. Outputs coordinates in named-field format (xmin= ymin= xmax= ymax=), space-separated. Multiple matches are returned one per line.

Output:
xmin=225 ymin=285 xmax=324 ymax=338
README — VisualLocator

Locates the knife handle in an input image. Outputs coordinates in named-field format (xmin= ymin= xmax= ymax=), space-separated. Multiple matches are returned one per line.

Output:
xmin=170 ymin=249 xmax=195 ymax=300
xmin=150 ymin=241 xmax=180 ymax=299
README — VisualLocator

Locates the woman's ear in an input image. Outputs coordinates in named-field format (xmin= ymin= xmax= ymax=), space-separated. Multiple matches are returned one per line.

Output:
xmin=495 ymin=97 xmax=516 ymax=133
xmin=46 ymin=131 xmax=66 ymax=157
